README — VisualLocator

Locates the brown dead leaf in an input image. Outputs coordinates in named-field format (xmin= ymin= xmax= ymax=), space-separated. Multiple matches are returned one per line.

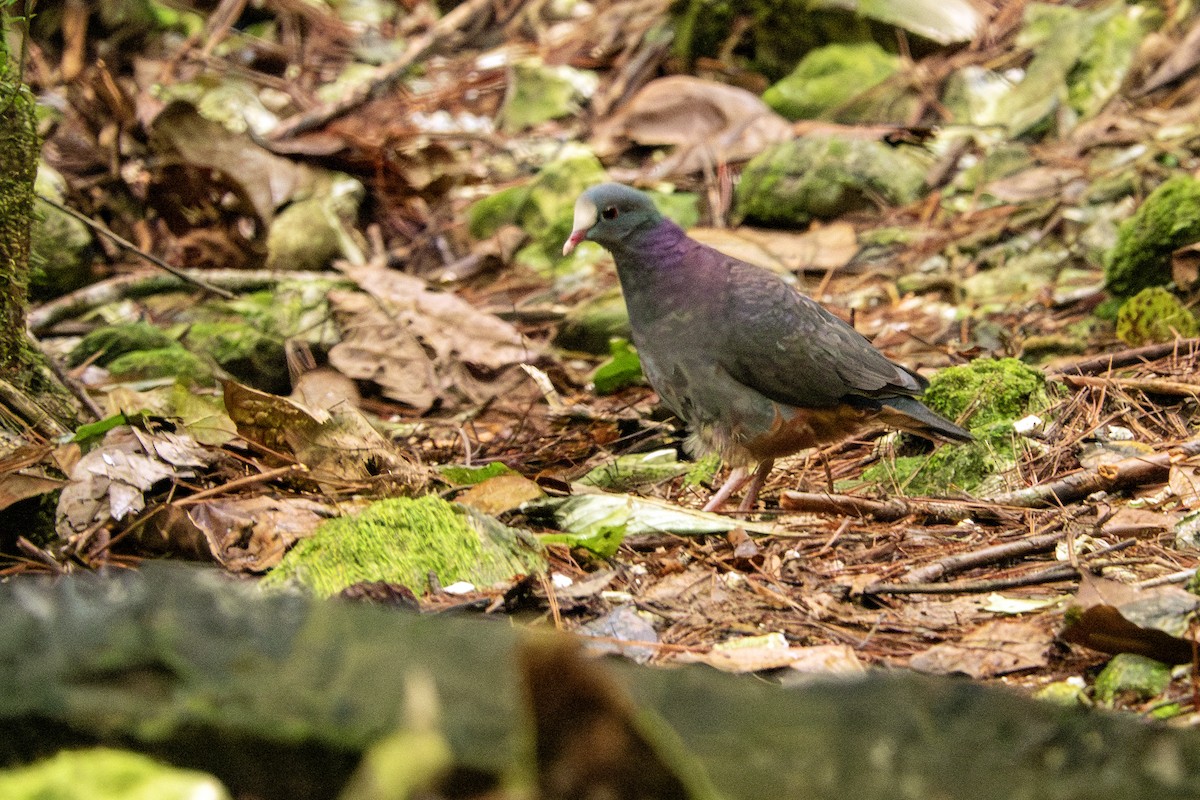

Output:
xmin=678 ymin=637 xmax=866 ymax=674
xmin=591 ymin=76 xmax=793 ymax=175
xmin=984 ymin=166 xmax=1083 ymax=202
xmin=456 ymin=473 xmax=545 ymax=515
xmin=1171 ymin=242 xmax=1200 ymax=290
xmin=1137 ymin=18 xmax=1200 ymax=95
xmin=56 ymin=427 xmax=214 ymax=537
xmin=223 ymin=380 xmax=423 ymax=490
xmin=1169 ymin=458 xmax=1200 ymax=508
xmin=1060 ymin=573 xmax=1199 ymax=664
xmin=1098 ymin=506 xmax=1179 ymax=537
xmin=148 ymin=101 xmax=305 ymax=227
xmin=163 ymin=496 xmax=334 ymax=572
xmin=908 ymin=619 xmax=1053 ymax=678
xmin=1060 ymin=605 xmax=1195 ymax=665
xmin=690 ymin=222 xmax=857 ymax=274
xmin=329 ymin=265 xmax=538 ymax=411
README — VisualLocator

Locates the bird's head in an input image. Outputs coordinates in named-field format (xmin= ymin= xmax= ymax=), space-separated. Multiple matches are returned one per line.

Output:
xmin=562 ymin=183 xmax=663 ymax=256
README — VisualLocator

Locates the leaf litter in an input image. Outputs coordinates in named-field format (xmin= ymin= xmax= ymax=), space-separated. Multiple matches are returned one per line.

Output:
xmin=10 ymin=0 xmax=1200 ymax=724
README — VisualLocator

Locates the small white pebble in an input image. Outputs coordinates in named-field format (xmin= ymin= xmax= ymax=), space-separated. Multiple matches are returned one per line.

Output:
xmin=550 ymin=572 xmax=574 ymax=589
xmin=442 ymin=581 xmax=476 ymax=595
xmin=1012 ymin=414 xmax=1043 ymax=434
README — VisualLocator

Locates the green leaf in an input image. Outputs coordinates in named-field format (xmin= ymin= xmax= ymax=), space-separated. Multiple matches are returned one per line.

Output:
xmin=592 ymin=337 xmax=644 ymax=395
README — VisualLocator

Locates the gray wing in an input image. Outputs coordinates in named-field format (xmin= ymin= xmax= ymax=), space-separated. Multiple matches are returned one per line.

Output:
xmin=718 ymin=259 xmax=924 ymax=409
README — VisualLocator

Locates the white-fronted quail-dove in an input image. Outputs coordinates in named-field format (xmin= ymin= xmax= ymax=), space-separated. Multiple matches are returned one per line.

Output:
xmin=563 ymin=183 xmax=972 ymax=511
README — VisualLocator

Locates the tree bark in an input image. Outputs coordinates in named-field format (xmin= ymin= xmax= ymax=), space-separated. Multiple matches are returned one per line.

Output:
xmin=0 ymin=8 xmax=79 ymax=430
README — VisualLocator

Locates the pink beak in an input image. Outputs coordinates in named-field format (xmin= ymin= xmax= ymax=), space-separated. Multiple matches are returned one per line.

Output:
xmin=562 ymin=228 xmax=588 ymax=256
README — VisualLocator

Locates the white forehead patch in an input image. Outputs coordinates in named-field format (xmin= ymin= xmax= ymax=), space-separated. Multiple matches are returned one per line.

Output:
xmin=571 ymin=195 xmax=598 ymax=234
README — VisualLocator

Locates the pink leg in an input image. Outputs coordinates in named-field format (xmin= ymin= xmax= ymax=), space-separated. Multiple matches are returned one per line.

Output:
xmin=737 ymin=459 xmax=775 ymax=512
xmin=703 ymin=466 xmax=749 ymax=512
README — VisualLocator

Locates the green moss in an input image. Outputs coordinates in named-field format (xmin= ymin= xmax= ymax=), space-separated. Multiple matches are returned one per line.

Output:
xmin=262 ymin=496 xmax=545 ymax=598
xmin=763 ymin=42 xmax=898 ymax=120
xmin=1093 ymin=653 xmax=1172 ymax=705
xmin=865 ymin=358 xmax=1051 ymax=496
xmin=554 ymin=289 xmax=632 ymax=354
xmin=466 ymin=146 xmax=607 ymax=268
xmin=183 ymin=320 xmax=287 ymax=392
xmin=1115 ymin=287 xmax=1198 ymax=346
xmin=468 ymin=151 xmax=699 ymax=273
xmin=734 ymin=136 xmax=928 ymax=227
xmin=1105 ymin=175 xmax=1200 ymax=298
xmin=922 ymin=357 xmax=1049 ymax=431
xmin=500 ymin=58 xmax=597 ymax=132
xmin=438 ymin=461 xmax=516 ymax=486
xmin=69 ymin=322 xmax=177 ymax=367
xmin=105 ymin=345 xmax=213 ymax=384
xmin=591 ymin=337 xmax=644 ymax=395
xmin=0 ymin=747 xmax=229 ymax=800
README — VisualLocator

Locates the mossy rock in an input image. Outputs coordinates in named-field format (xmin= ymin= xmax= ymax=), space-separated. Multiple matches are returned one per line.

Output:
xmin=1105 ymin=175 xmax=1200 ymax=298
xmin=1115 ymin=287 xmax=1198 ymax=346
xmin=467 ymin=150 xmax=698 ymax=272
xmin=0 ymin=747 xmax=230 ymax=800
xmin=763 ymin=42 xmax=898 ymax=120
xmin=1093 ymin=653 xmax=1171 ymax=705
xmin=553 ymin=289 xmax=632 ymax=354
xmin=466 ymin=146 xmax=608 ymax=269
xmin=68 ymin=322 xmax=178 ymax=367
xmin=671 ymin=0 xmax=872 ymax=82
xmin=183 ymin=321 xmax=288 ymax=394
xmin=922 ymin=357 xmax=1049 ymax=432
xmin=30 ymin=163 xmax=94 ymax=300
xmin=499 ymin=58 xmax=597 ymax=132
xmin=734 ymin=136 xmax=928 ymax=227
xmin=864 ymin=358 xmax=1051 ymax=496
xmin=265 ymin=173 xmax=363 ymax=272
xmin=105 ymin=345 xmax=213 ymax=384
xmin=262 ymin=496 xmax=545 ymax=598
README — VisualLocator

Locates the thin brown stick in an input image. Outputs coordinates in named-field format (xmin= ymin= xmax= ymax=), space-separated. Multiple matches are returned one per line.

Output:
xmin=779 ymin=490 xmax=1010 ymax=522
xmin=1061 ymin=374 xmax=1200 ymax=398
xmin=901 ymin=530 xmax=1066 ymax=584
xmin=171 ymin=464 xmax=308 ymax=507
xmin=267 ymin=0 xmax=501 ymax=140
xmin=35 ymin=195 xmax=236 ymax=299
xmin=984 ymin=439 xmax=1200 ymax=508
xmin=864 ymin=538 xmax=1137 ymax=595
xmin=1051 ymin=338 xmax=1200 ymax=376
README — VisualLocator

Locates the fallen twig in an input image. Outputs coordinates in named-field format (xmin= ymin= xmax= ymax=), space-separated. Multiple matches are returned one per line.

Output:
xmin=29 ymin=269 xmax=351 ymax=335
xmin=1060 ymin=373 xmax=1200 ymax=398
xmin=779 ymin=491 xmax=1012 ymax=523
xmin=1052 ymin=338 xmax=1200 ymax=376
xmin=268 ymin=0 xmax=502 ymax=140
xmin=900 ymin=530 xmax=1066 ymax=585
xmin=36 ymin=195 xmax=236 ymax=300
xmin=864 ymin=538 xmax=1137 ymax=595
xmin=984 ymin=438 xmax=1200 ymax=508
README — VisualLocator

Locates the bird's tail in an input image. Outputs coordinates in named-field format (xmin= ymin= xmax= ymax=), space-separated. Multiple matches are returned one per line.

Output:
xmin=878 ymin=396 xmax=973 ymax=443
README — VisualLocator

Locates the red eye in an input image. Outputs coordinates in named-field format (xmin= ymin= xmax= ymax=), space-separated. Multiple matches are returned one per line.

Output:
xmin=602 ymin=206 xmax=618 ymax=220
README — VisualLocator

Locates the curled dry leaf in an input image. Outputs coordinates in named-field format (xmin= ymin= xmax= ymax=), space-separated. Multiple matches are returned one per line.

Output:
xmin=138 ymin=496 xmax=335 ymax=572
xmin=1059 ymin=573 xmax=1198 ymax=665
xmin=689 ymin=222 xmax=858 ymax=275
xmin=148 ymin=101 xmax=306 ymax=229
xmin=223 ymin=380 xmax=423 ymax=491
xmin=590 ymin=76 xmax=793 ymax=176
xmin=329 ymin=266 xmax=539 ymax=411
xmin=908 ymin=619 xmax=1054 ymax=679
xmin=56 ymin=427 xmax=214 ymax=537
